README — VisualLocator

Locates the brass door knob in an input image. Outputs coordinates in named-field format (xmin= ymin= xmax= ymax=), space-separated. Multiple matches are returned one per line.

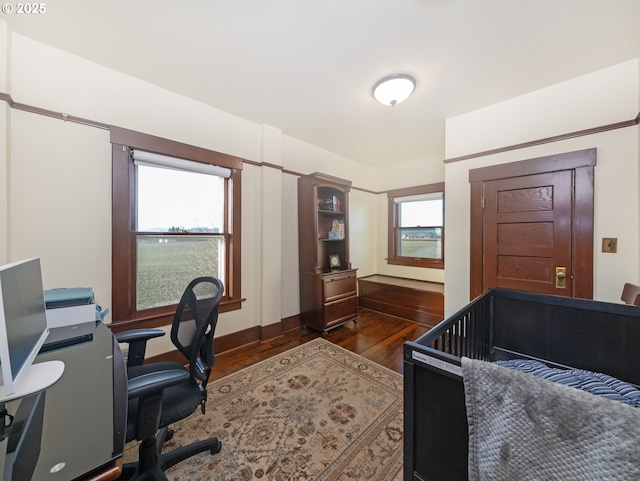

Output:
xmin=555 ymin=267 xmax=567 ymax=289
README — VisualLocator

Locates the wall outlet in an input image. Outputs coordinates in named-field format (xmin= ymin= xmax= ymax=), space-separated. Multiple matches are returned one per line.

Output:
xmin=602 ymin=237 xmax=618 ymax=253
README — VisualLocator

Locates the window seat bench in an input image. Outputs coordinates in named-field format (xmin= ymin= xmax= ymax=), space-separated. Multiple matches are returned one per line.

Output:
xmin=357 ymin=275 xmax=444 ymax=327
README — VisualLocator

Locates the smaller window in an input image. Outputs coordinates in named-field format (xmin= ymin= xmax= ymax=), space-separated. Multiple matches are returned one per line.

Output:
xmin=388 ymin=183 xmax=444 ymax=269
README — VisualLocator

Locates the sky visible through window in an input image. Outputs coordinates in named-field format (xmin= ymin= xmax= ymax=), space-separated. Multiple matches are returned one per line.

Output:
xmin=400 ymin=199 xmax=443 ymax=227
xmin=136 ymin=165 xmax=224 ymax=232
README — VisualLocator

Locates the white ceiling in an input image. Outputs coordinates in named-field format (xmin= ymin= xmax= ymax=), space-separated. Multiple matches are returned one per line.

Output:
xmin=4 ymin=0 xmax=640 ymax=167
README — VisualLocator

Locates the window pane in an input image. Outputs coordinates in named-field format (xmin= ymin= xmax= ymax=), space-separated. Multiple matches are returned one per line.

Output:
xmin=399 ymin=199 xmax=443 ymax=228
xmin=136 ymin=164 xmax=224 ymax=232
xmin=398 ymin=228 xmax=442 ymax=259
xmin=136 ymin=235 xmax=225 ymax=310
xmin=387 ymin=184 xmax=444 ymax=268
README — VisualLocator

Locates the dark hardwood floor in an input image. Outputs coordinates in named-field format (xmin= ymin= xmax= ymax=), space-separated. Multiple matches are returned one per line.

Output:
xmin=210 ymin=307 xmax=432 ymax=381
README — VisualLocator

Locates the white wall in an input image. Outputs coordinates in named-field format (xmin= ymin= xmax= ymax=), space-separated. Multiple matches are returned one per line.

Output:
xmin=280 ymin=172 xmax=300 ymax=318
xmin=0 ymin=22 xmax=380 ymax=357
xmin=349 ymin=189 xmax=378 ymax=278
xmin=282 ymin=135 xmax=378 ymax=192
xmin=444 ymin=59 xmax=640 ymax=315
xmin=446 ymin=61 xmax=639 ymax=160
xmin=374 ymin=154 xmax=446 ymax=283
xmin=8 ymin=111 xmax=112 ymax=302
xmin=10 ymin=34 xmax=262 ymax=164
xmin=257 ymin=128 xmax=283 ymax=329
xmin=1 ymin=21 xmax=8 ymax=264
xmin=377 ymin=154 xmax=445 ymax=193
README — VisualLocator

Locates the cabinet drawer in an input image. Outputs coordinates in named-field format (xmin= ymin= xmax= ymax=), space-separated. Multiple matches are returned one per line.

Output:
xmin=324 ymin=295 xmax=358 ymax=327
xmin=323 ymin=272 xmax=357 ymax=302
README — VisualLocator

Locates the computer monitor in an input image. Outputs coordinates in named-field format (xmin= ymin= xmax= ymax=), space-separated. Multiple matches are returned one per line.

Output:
xmin=0 ymin=258 xmax=64 ymax=402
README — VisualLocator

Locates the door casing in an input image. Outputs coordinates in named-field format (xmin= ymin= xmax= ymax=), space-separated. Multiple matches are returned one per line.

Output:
xmin=469 ymin=148 xmax=595 ymax=300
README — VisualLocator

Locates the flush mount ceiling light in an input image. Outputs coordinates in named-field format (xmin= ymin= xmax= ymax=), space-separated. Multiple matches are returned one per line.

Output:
xmin=372 ymin=73 xmax=417 ymax=106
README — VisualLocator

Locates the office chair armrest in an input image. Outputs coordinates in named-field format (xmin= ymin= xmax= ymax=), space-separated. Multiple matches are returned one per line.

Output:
xmin=115 ymin=328 xmax=166 ymax=368
xmin=115 ymin=328 xmax=165 ymax=344
xmin=127 ymin=368 xmax=189 ymax=400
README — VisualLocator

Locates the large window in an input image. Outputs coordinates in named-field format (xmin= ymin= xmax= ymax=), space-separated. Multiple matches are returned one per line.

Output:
xmin=388 ymin=183 xmax=444 ymax=269
xmin=111 ymin=127 xmax=243 ymax=329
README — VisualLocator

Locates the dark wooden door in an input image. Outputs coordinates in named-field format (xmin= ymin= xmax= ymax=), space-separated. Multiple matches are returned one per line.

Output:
xmin=483 ymin=171 xmax=573 ymax=295
xmin=469 ymin=148 xmax=596 ymax=300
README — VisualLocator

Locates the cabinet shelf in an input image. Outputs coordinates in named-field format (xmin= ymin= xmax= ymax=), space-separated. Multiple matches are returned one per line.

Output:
xmin=318 ymin=209 xmax=345 ymax=215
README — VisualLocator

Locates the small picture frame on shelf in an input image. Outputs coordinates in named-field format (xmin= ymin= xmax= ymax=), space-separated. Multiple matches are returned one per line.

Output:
xmin=329 ymin=254 xmax=341 ymax=270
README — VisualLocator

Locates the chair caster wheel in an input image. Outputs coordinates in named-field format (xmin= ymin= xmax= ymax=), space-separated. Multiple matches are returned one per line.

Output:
xmin=166 ymin=429 xmax=174 ymax=442
xmin=210 ymin=439 xmax=222 ymax=454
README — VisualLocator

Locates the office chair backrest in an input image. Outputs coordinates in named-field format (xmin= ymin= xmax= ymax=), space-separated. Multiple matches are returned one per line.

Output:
xmin=170 ymin=277 xmax=224 ymax=386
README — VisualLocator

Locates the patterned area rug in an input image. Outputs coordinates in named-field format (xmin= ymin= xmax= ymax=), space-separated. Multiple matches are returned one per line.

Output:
xmin=123 ymin=338 xmax=404 ymax=480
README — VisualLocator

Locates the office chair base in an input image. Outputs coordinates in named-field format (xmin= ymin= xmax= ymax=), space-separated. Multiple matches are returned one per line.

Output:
xmin=120 ymin=427 xmax=222 ymax=481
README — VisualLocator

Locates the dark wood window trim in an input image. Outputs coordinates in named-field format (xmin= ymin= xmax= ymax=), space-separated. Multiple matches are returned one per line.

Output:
xmin=387 ymin=182 xmax=445 ymax=269
xmin=110 ymin=127 xmax=244 ymax=331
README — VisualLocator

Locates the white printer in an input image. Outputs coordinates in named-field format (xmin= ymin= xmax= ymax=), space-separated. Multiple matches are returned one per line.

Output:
xmin=44 ymin=287 xmax=107 ymax=328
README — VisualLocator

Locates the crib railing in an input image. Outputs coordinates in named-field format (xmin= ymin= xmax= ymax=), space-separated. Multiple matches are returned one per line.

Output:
xmin=417 ymin=290 xmax=493 ymax=362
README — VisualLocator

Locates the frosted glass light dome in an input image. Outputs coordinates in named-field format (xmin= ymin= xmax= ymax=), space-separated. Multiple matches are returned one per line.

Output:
xmin=372 ymin=73 xmax=417 ymax=106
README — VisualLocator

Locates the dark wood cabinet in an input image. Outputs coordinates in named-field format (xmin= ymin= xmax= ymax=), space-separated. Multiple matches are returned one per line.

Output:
xmin=298 ymin=172 xmax=358 ymax=333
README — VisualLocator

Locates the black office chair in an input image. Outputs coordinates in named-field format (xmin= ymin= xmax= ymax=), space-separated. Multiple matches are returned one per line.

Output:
xmin=115 ymin=276 xmax=224 ymax=481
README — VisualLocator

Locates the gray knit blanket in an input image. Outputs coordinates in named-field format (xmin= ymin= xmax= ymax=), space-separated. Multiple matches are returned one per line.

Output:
xmin=461 ymin=357 xmax=640 ymax=481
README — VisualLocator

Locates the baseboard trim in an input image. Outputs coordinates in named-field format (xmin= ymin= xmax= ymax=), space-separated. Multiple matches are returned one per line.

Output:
xmin=144 ymin=314 xmax=302 ymax=365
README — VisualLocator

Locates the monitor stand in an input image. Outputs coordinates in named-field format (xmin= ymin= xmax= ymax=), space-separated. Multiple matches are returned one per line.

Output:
xmin=0 ymin=361 xmax=65 ymax=403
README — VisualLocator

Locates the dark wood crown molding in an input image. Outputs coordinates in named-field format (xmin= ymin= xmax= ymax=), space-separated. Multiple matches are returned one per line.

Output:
xmin=445 ymin=113 xmax=640 ymax=164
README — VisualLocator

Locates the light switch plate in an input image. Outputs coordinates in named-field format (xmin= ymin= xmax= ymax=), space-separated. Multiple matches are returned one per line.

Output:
xmin=602 ymin=237 xmax=617 ymax=253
